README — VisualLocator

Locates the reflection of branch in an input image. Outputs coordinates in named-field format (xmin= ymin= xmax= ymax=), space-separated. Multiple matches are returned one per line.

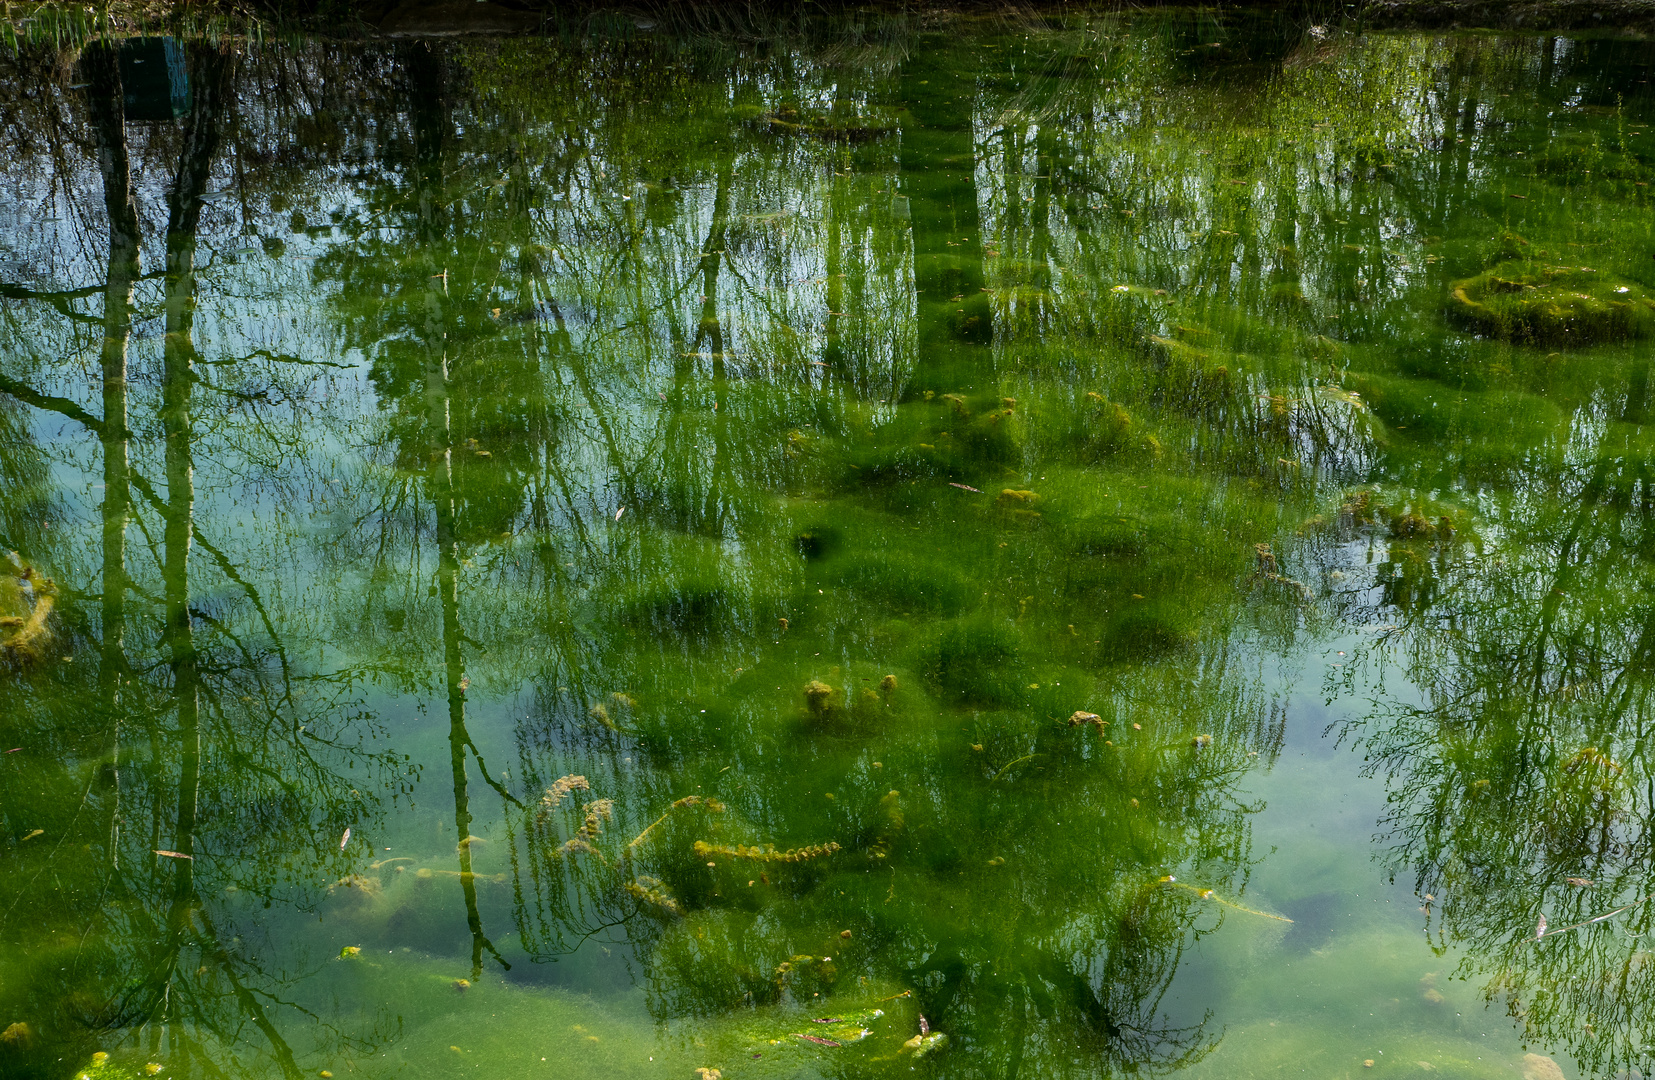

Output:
xmin=195 ymin=906 xmax=307 ymax=1080
xmin=0 ymin=371 xmax=111 ymax=436
xmin=121 ymin=470 xmax=298 ymax=710
xmin=224 ymin=347 xmax=352 ymax=370
xmin=0 ymin=280 xmax=111 ymax=325
xmin=466 ymin=735 xmax=524 ymax=809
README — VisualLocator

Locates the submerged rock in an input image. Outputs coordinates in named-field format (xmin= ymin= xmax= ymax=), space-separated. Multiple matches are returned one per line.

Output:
xmin=761 ymin=105 xmax=895 ymax=143
xmin=1523 ymin=1054 xmax=1565 ymax=1080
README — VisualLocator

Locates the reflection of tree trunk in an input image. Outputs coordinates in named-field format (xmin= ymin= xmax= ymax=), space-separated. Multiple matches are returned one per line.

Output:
xmin=1267 ymin=156 xmax=1302 ymax=325
xmin=901 ymin=40 xmax=991 ymax=395
xmin=421 ymin=322 xmax=503 ymax=977
xmin=148 ymin=48 xmax=308 ymax=1073
xmin=161 ymin=43 xmax=232 ymax=915
xmin=429 ymin=325 xmax=510 ymax=979
xmin=1430 ymin=52 xmax=1462 ymax=232
xmin=87 ymin=42 xmax=138 ymax=857
xmin=1624 ymin=358 xmax=1650 ymax=426
xmin=693 ymin=159 xmax=732 ymax=533
xmin=408 ymin=43 xmax=508 ymax=978
xmin=824 ymin=79 xmax=852 ymax=376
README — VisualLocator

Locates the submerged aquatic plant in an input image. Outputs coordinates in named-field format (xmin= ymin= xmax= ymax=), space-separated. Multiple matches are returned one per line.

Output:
xmin=626 ymin=876 xmax=683 ymax=918
xmin=537 ymin=775 xmax=591 ymax=822
xmin=693 ymin=840 xmax=842 ymax=863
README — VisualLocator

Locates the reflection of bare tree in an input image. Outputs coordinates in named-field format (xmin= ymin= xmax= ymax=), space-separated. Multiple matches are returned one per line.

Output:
xmin=0 ymin=39 xmax=409 ymax=1074
xmin=902 ymin=35 xmax=991 ymax=397
xmin=1332 ymin=451 xmax=1655 ymax=1078
xmin=405 ymin=43 xmax=516 ymax=978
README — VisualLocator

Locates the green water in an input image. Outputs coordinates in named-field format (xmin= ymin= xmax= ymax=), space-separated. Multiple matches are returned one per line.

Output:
xmin=0 ymin=12 xmax=1653 ymax=1080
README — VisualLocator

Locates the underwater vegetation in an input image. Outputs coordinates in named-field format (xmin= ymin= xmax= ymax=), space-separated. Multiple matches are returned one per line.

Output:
xmin=0 ymin=14 xmax=1653 ymax=1080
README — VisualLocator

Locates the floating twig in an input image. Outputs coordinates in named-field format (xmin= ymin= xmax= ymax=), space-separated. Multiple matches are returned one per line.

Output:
xmin=1534 ymin=895 xmax=1652 ymax=942
xmin=990 ymin=754 xmax=1039 ymax=782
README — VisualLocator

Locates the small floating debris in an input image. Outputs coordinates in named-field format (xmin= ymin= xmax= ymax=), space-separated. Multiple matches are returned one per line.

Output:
xmin=1068 ymin=711 xmax=1106 ymax=736
xmin=901 ymin=1032 xmax=948 ymax=1057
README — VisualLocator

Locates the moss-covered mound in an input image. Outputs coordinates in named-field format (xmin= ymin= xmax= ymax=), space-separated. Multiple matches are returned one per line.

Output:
xmin=1451 ymin=260 xmax=1655 ymax=346
xmin=758 ymin=104 xmax=895 ymax=142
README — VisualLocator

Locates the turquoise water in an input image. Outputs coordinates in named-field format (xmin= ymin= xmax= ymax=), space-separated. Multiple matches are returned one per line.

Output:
xmin=0 ymin=14 xmax=1653 ymax=1080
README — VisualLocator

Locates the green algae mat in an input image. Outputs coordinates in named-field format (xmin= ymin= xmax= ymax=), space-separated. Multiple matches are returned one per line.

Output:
xmin=0 ymin=13 xmax=1653 ymax=1080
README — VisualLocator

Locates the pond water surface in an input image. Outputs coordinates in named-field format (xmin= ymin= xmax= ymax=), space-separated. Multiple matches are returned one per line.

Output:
xmin=1 ymin=13 xmax=1654 ymax=1080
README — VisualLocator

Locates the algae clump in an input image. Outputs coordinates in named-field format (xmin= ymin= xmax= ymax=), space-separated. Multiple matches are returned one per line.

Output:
xmin=0 ymin=555 xmax=54 ymax=666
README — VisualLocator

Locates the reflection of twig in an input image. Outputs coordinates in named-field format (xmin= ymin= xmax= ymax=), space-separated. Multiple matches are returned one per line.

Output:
xmin=1533 ymin=895 xmax=1652 ymax=942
